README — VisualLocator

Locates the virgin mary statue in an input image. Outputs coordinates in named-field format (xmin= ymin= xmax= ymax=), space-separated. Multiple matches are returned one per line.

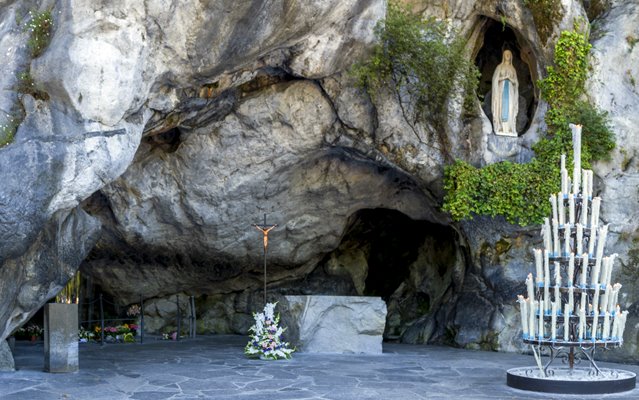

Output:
xmin=491 ymin=50 xmax=518 ymax=136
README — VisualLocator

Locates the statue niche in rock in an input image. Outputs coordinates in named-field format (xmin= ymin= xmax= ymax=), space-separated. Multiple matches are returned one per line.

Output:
xmin=492 ymin=50 xmax=519 ymax=137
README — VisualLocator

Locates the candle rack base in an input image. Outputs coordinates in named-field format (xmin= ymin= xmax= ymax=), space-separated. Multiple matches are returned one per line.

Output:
xmin=507 ymin=367 xmax=636 ymax=394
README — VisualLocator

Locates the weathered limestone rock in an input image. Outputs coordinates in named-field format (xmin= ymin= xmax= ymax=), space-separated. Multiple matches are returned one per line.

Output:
xmin=0 ymin=208 xmax=100 ymax=348
xmin=85 ymin=80 xmax=443 ymax=304
xmin=281 ymin=296 xmax=387 ymax=354
xmin=0 ymin=0 xmax=386 ymax=344
xmin=2 ymin=0 xmax=639 ymax=365
xmin=585 ymin=0 xmax=639 ymax=362
xmin=44 ymin=303 xmax=79 ymax=373
xmin=0 ymin=340 xmax=14 ymax=372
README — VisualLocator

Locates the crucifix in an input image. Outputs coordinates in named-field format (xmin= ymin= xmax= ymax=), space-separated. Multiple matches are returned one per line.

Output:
xmin=253 ymin=214 xmax=277 ymax=305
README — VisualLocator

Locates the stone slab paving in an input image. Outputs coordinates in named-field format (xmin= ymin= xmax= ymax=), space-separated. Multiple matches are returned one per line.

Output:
xmin=1 ymin=335 xmax=639 ymax=399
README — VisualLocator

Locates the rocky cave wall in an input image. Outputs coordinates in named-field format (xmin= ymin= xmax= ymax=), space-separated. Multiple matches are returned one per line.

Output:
xmin=1 ymin=0 xmax=639 ymax=364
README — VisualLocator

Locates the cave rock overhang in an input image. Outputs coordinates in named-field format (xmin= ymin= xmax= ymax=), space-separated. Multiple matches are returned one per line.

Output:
xmin=468 ymin=15 xmax=543 ymax=137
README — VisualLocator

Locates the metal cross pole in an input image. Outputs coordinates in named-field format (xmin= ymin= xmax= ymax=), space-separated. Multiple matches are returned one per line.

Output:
xmin=253 ymin=214 xmax=277 ymax=306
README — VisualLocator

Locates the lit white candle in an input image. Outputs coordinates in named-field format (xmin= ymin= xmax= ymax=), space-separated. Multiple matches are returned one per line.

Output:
xmin=563 ymin=223 xmax=570 ymax=256
xmin=571 ymin=124 xmax=582 ymax=194
xmin=578 ymin=308 xmax=585 ymax=341
xmin=591 ymin=257 xmax=601 ymax=289
xmin=550 ymin=194 xmax=558 ymax=226
xmin=611 ymin=283 xmax=622 ymax=313
xmin=601 ymin=283 xmax=611 ymax=317
xmin=561 ymin=154 xmax=566 ymax=174
xmin=568 ymin=286 xmax=574 ymax=316
xmin=551 ymin=301 xmax=557 ymax=341
xmin=559 ymin=188 xmax=566 ymax=226
xmin=539 ymin=304 xmax=545 ymax=339
xmin=518 ymin=295 xmax=528 ymax=338
xmin=568 ymin=252 xmax=575 ymax=285
xmin=600 ymin=256 xmax=609 ymax=289
xmin=619 ymin=311 xmax=628 ymax=342
xmin=581 ymin=253 xmax=588 ymax=287
xmin=606 ymin=253 xmax=617 ymax=287
xmin=581 ymin=190 xmax=588 ymax=227
xmin=554 ymin=284 xmax=561 ymax=317
xmin=581 ymin=169 xmax=588 ymax=199
xmin=594 ymin=224 xmax=608 ymax=271
xmin=569 ymin=194 xmax=575 ymax=224
xmin=576 ymin=223 xmax=583 ymax=255
xmin=552 ymin=219 xmax=560 ymax=256
xmin=526 ymin=273 xmax=535 ymax=302
xmin=592 ymin=288 xmax=600 ymax=340
xmin=534 ymin=249 xmax=543 ymax=285
xmin=544 ymin=250 xmax=551 ymax=311
xmin=603 ymin=311 xmax=611 ymax=339
xmin=588 ymin=227 xmax=597 ymax=256
xmin=580 ymin=291 xmax=587 ymax=321
xmin=564 ymin=304 xmax=570 ymax=341
xmin=529 ymin=299 xmax=537 ymax=339
xmin=543 ymin=218 xmax=552 ymax=253
xmin=554 ymin=261 xmax=562 ymax=287
xmin=591 ymin=197 xmax=601 ymax=229
xmin=612 ymin=310 xmax=620 ymax=339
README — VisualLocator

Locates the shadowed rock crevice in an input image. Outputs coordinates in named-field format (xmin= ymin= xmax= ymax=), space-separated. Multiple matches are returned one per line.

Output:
xmin=313 ymin=208 xmax=464 ymax=344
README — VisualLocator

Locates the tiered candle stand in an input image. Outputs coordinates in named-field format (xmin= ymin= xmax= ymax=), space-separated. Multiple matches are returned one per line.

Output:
xmin=506 ymin=124 xmax=636 ymax=394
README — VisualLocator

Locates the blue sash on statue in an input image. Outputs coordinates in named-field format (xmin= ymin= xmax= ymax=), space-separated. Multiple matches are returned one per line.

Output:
xmin=501 ymin=80 xmax=510 ymax=122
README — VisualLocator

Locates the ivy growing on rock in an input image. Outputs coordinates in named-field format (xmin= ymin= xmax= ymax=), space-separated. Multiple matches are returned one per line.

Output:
xmin=443 ymin=24 xmax=615 ymax=226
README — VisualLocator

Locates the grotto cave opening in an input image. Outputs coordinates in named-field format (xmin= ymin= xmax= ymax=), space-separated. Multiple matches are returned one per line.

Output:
xmin=317 ymin=208 xmax=461 ymax=343
xmin=474 ymin=19 xmax=537 ymax=135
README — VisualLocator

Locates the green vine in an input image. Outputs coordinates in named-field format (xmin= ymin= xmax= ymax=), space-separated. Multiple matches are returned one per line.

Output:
xmin=523 ymin=0 xmax=564 ymax=43
xmin=351 ymin=1 xmax=479 ymax=133
xmin=443 ymin=24 xmax=615 ymax=226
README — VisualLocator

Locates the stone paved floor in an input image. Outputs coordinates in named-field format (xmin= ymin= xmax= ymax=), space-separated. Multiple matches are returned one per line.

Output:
xmin=1 ymin=335 xmax=639 ymax=399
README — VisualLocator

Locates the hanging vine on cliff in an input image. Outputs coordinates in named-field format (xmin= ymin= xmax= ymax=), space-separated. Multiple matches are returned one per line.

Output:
xmin=351 ymin=1 xmax=479 ymax=154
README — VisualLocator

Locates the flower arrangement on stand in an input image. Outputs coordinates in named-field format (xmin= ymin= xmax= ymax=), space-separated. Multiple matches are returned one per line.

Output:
xmin=245 ymin=302 xmax=294 ymax=360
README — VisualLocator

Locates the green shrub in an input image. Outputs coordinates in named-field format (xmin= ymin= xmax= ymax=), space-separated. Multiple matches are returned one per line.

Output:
xmin=0 ymin=116 xmax=20 ymax=148
xmin=25 ymin=9 xmax=53 ymax=58
xmin=352 ymin=1 xmax=479 ymax=131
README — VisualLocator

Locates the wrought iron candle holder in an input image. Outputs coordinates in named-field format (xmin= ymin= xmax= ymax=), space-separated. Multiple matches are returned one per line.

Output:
xmin=507 ymin=125 xmax=636 ymax=394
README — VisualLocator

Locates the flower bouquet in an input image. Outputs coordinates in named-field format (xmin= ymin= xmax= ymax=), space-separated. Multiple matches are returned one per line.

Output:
xmin=78 ymin=326 xmax=95 ymax=342
xmin=245 ymin=302 xmax=294 ymax=360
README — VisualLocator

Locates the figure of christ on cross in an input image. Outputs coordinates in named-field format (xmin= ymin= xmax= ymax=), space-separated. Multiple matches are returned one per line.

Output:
xmin=253 ymin=214 xmax=277 ymax=305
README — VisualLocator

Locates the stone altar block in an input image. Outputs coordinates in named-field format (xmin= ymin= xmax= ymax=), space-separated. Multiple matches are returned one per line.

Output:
xmin=0 ymin=339 xmax=15 ymax=371
xmin=44 ymin=303 xmax=79 ymax=373
xmin=281 ymin=295 xmax=387 ymax=354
